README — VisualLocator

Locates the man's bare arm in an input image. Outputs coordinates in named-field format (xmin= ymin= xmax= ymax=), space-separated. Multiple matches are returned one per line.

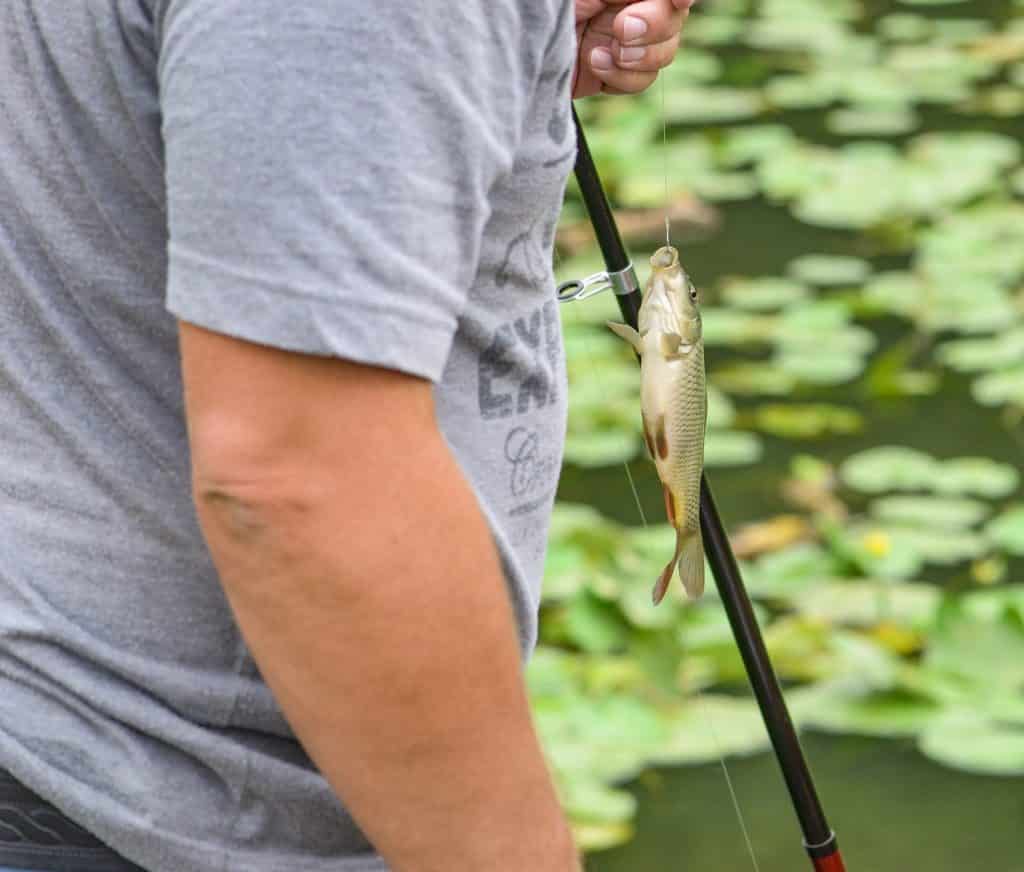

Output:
xmin=178 ymin=323 xmax=579 ymax=872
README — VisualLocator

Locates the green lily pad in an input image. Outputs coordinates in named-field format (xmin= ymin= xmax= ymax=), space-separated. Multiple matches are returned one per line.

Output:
xmin=895 ymin=526 xmax=989 ymax=566
xmin=701 ymin=308 xmax=773 ymax=346
xmin=796 ymin=580 xmax=940 ymax=628
xmin=704 ymin=430 xmax=763 ymax=468
xmin=653 ymin=695 xmax=771 ymax=766
xmin=787 ymin=254 xmax=873 ymax=287
xmin=870 ymin=495 xmax=989 ymax=530
xmin=693 ymin=171 xmax=760 ymax=202
xmin=564 ymin=590 xmax=632 ymax=654
xmin=663 ymin=87 xmax=764 ymax=125
xmin=717 ymin=125 xmax=797 ymax=168
xmin=973 ymin=367 xmax=1024 ymax=409
xmin=764 ymin=73 xmax=840 ymax=109
xmin=925 ymin=597 xmax=1024 ymax=688
xmin=563 ymin=430 xmax=638 ymax=469
xmin=840 ymin=446 xmax=938 ymax=493
xmin=826 ymin=106 xmax=919 ymax=137
xmin=829 ymin=522 xmax=924 ymax=579
xmin=719 ymin=277 xmax=810 ymax=311
xmin=986 ymin=506 xmax=1024 ymax=556
xmin=706 ymin=385 xmax=735 ymax=430
xmin=938 ymin=329 xmax=1024 ymax=373
xmin=935 ymin=458 xmax=1019 ymax=498
xmin=807 ymin=688 xmax=943 ymax=737
xmin=751 ymin=403 xmax=863 ymax=439
xmin=774 ymin=350 xmax=865 ymax=385
xmin=878 ymin=13 xmax=932 ymax=41
xmin=919 ymin=715 xmax=1024 ymax=776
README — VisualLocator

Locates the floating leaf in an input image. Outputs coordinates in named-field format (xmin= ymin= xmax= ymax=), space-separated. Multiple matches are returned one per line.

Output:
xmin=840 ymin=446 xmax=938 ymax=493
xmin=563 ymin=430 xmax=638 ymax=469
xmin=796 ymin=580 xmax=940 ymax=629
xmin=919 ymin=715 xmax=1024 ymax=776
xmin=986 ymin=506 xmax=1024 ymax=556
xmin=663 ymin=87 xmax=764 ymax=124
xmin=787 ymin=254 xmax=873 ymax=287
xmin=719 ymin=277 xmax=810 ymax=311
xmin=751 ymin=403 xmax=863 ymax=439
xmin=870 ymin=495 xmax=989 ymax=530
xmin=807 ymin=688 xmax=943 ymax=737
xmin=935 ymin=458 xmax=1019 ymax=498
xmin=711 ymin=363 xmax=796 ymax=396
xmin=826 ymin=106 xmax=919 ymax=136
xmin=704 ymin=430 xmax=763 ymax=467
xmin=564 ymin=591 xmax=632 ymax=654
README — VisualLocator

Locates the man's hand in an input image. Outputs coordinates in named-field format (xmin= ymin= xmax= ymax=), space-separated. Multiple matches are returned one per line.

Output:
xmin=573 ymin=0 xmax=695 ymax=98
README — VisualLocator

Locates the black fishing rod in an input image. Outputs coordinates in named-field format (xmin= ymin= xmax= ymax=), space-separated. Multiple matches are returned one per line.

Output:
xmin=561 ymin=106 xmax=847 ymax=872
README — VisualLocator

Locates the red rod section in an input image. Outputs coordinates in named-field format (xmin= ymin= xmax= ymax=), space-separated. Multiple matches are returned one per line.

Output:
xmin=812 ymin=850 xmax=848 ymax=872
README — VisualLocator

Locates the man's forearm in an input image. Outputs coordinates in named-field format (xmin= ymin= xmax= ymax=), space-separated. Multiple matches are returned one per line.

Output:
xmin=192 ymin=431 xmax=578 ymax=872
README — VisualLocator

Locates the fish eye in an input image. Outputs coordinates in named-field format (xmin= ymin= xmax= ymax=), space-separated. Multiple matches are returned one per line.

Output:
xmin=689 ymin=288 xmax=698 ymax=302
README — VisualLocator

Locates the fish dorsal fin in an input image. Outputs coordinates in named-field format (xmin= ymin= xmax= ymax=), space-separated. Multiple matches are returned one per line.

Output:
xmin=607 ymin=321 xmax=643 ymax=354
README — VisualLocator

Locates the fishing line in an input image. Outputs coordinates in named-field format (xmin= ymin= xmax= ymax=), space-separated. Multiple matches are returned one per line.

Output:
xmin=622 ymin=469 xmax=763 ymax=872
xmin=661 ymin=74 xmax=670 ymax=248
xmin=696 ymin=701 xmax=763 ymax=872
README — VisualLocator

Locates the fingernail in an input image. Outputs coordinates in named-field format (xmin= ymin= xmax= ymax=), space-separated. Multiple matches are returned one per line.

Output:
xmin=590 ymin=47 xmax=613 ymax=71
xmin=620 ymin=45 xmax=646 ymax=63
xmin=623 ymin=15 xmax=647 ymax=43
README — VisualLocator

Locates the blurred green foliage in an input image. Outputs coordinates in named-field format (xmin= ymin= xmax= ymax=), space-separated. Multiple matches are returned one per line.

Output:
xmin=536 ymin=0 xmax=1024 ymax=852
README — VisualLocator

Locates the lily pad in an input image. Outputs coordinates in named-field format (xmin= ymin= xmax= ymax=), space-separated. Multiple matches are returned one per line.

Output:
xmin=919 ymin=715 xmax=1024 ymax=776
xmin=704 ymin=430 xmax=763 ymax=468
xmin=719 ymin=277 xmax=810 ymax=311
xmin=786 ymin=254 xmax=872 ymax=287
xmin=986 ymin=506 xmax=1024 ymax=556
xmin=807 ymin=688 xmax=943 ymax=737
xmin=934 ymin=458 xmax=1019 ymax=498
xmin=751 ymin=403 xmax=863 ymax=439
xmin=869 ymin=495 xmax=989 ymax=530
xmin=840 ymin=446 xmax=938 ymax=493
xmin=663 ymin=87 xmax=764 ymax=125
xmin=826 ymin=106 xmax=919 ymax=137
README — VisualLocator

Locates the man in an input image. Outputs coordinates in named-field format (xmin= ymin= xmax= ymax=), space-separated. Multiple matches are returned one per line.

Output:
xmin=0 ymin=1 xmax=691 ymax=870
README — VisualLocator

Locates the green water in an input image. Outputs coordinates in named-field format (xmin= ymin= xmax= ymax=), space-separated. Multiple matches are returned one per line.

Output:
xmin=587 ymin=734 xmax=1024 ymax=871
xmin=558 ymin=0 xmax=1024 ymax=866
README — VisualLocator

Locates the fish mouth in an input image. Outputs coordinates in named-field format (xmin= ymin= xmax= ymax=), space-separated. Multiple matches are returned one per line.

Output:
xmin=649 ymin=246 xmax=679 ymax=271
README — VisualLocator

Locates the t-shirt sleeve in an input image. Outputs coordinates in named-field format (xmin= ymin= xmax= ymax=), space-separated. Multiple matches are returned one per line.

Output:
xmin=158 ymin=0 xmax=528 ymax=381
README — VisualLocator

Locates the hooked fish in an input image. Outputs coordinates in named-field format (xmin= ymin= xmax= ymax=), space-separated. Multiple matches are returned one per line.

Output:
xmin=608 ymin=245 xmax=706 ymax=604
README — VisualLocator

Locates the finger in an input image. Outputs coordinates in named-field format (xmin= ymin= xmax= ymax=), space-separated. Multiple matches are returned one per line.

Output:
xmin=609 ymin=32 xmax=681 ymax=73
xmin=613 ymin=0 xmax=686 ymax=47
xmin=588 ymin=48 xmax=658 ymax=94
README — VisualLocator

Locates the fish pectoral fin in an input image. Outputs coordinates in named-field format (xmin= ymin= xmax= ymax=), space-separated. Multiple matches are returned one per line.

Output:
xmin=607 ymin=321 xmax=643 ymax=354
xmin=659 ymin=332 xmax=685 ymax=359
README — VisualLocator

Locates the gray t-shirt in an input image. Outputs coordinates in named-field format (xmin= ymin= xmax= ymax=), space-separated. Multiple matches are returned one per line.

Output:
xmin=0 ymin=2 xmax=574 ymax=869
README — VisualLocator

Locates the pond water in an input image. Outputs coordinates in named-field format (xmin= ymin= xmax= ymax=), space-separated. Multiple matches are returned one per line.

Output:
xmin=549 ymin=0 xmax=1024 ymax=867
xmin=587 ymin=734 xmax=1024 ymax=871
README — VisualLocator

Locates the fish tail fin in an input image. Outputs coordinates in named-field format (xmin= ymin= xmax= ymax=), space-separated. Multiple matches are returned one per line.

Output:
xmin=678 ymin=531 xmax=705 ymax=600
xmin=652 ymin=528 xmax=685 ymax=605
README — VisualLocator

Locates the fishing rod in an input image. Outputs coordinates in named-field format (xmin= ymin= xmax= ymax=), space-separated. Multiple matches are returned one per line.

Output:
xmin=560 ymin=106 xmax=847 ymax=872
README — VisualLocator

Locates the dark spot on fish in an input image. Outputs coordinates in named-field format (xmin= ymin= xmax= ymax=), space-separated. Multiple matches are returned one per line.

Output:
xmin=655 ymin=416 xmax=669 ymax=460
xmin=663 ymin=485 xmax=676 ymax=527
